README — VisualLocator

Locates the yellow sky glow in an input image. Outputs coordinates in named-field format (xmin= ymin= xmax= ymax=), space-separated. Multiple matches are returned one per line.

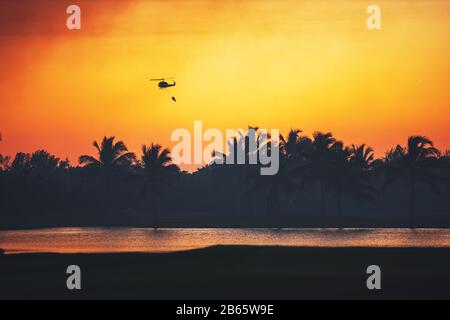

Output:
xmin=0 ymin=0 xmax=449 ymax=170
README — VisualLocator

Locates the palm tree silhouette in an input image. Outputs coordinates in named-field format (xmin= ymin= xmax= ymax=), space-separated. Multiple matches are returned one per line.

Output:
xmin=348 ymin=144 xmax=375 ymax=170
xmin=213 ymin=126 xmax=269 ymax=215
xmin=280 ymin=129 xmax=302 ymax=158
xmin=140 ymin=144 xmax=179 ymax=229
xmin=298 ymin=132 xmax=337 ymax=216
xmin=79 ymin=136 xmax=135 ymax=170
xmin=328 ymin=143 xmax=378 ymax=217
xmin=382 ymin=136 xmax=449 ymax=227
xmin=246 ymin=154 xmax=305 ymax=216
xmin=219 ymin=126 xmax=266 ymax=165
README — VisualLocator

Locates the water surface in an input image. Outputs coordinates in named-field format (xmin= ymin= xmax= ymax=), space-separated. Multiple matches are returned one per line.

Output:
xmin=1 ymin=228 xmax=450 ymax=254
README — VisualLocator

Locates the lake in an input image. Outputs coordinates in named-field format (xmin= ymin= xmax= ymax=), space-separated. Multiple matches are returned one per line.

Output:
xmin=1 ymin=228 xmax=450 ymax=254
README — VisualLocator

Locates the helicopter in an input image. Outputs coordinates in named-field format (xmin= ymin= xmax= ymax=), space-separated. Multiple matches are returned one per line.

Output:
xmin=150 ymin=77 xmax=176 ymax=102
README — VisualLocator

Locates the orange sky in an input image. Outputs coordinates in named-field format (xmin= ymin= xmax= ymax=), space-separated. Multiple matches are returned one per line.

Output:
xmin=1 ymin=0 xmax=449 ymax=169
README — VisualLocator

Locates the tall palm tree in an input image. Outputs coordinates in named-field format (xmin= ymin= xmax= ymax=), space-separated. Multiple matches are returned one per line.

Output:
xmin=328 ymin=143 xmax=377 ymax=217
xmin=78 ymin=137 xmax=135 ymax=210
xmin=348 ymin=144 xmax=375 ymax=170
xmin=219 ymin=126 xmax=267 ymax=165
xmin=213 ymin=126 xmax=270 ymax=215
xmin=246 ymin=156 xmax=305 ymax=217
xmin=299 ymin=132 xmax=337 ymax=216
xmin=140 ymin=144 xmax=179 ymax=228
xmin=79 ymin=136 xmax=135 ymax=170
xmin=280 ymin=129 xmax=302 ymax=158
xmin=382 ymin=136 xmax=449 ymax=227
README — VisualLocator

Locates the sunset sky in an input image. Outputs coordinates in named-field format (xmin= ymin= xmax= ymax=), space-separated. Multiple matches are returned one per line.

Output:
xmin=1 ymin=0 xmax=449 ymax=170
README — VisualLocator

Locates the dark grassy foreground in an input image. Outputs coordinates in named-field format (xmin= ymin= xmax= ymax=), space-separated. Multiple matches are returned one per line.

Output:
xmin=1 ymin=246 xmax=450 ymax=299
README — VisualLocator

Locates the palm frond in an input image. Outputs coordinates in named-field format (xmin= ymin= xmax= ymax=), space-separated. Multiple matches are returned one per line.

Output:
xmin=79 ymin=155 xmax=101 ymax=167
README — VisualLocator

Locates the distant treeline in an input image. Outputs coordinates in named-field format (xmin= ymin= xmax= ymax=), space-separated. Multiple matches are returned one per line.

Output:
xmin=0 ymin=129 xmax=449 ymax=229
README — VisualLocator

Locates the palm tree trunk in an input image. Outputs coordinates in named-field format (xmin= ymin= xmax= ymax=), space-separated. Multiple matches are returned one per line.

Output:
xmin=235 ymin=169 xmax=244 ymax=216
xmin=266 ymin=193 xmax=272 ymax=216
xmin=102 ymin=173 xmax=112 ymax=211
xmin=267 ymin=191 xmax=280 ymax=218
xmin=337 ymin=192 xmax=342 ymax=217
xmin=151 ymin=186 xmax=158 ymax=229
xmin=235 ymin=181 xmax=240 ymax=216
xmin=320 ymin=181 xmax=326 ymax=217
xmin=273 ymin=193 xmax=280 ymax=217
xmin=409 ymin=178 xmax=415 ymax=229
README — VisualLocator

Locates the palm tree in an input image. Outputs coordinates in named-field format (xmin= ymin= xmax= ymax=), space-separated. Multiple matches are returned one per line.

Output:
xmin=213 ymin=126 xmax=270 ymax=215
xmin=79 ymin=137 xmax=135 ymax=210
xmin=79 ymin=136 xmax=135 ymax=171
xmin=140 ymin=144 xmax=179 ymax=228
xmin=382 ymin=136 xmax=449 ymax=227
xmin=328 ymin=143 xmax=378 ymax=217
xmin=246 ymin=156 xmax=305 ymax=217
xmin=298 ymin=132 xmax=336 ymax=216
xmin=348 ymin=144 xmax=375 ymax=170
xmin=280 ymin=129 xmax=302 ymax=158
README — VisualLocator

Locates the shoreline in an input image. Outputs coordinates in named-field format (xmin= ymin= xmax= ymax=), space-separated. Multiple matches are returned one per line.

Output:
xmin=2 ymin=214 xmax=450 ymax=231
